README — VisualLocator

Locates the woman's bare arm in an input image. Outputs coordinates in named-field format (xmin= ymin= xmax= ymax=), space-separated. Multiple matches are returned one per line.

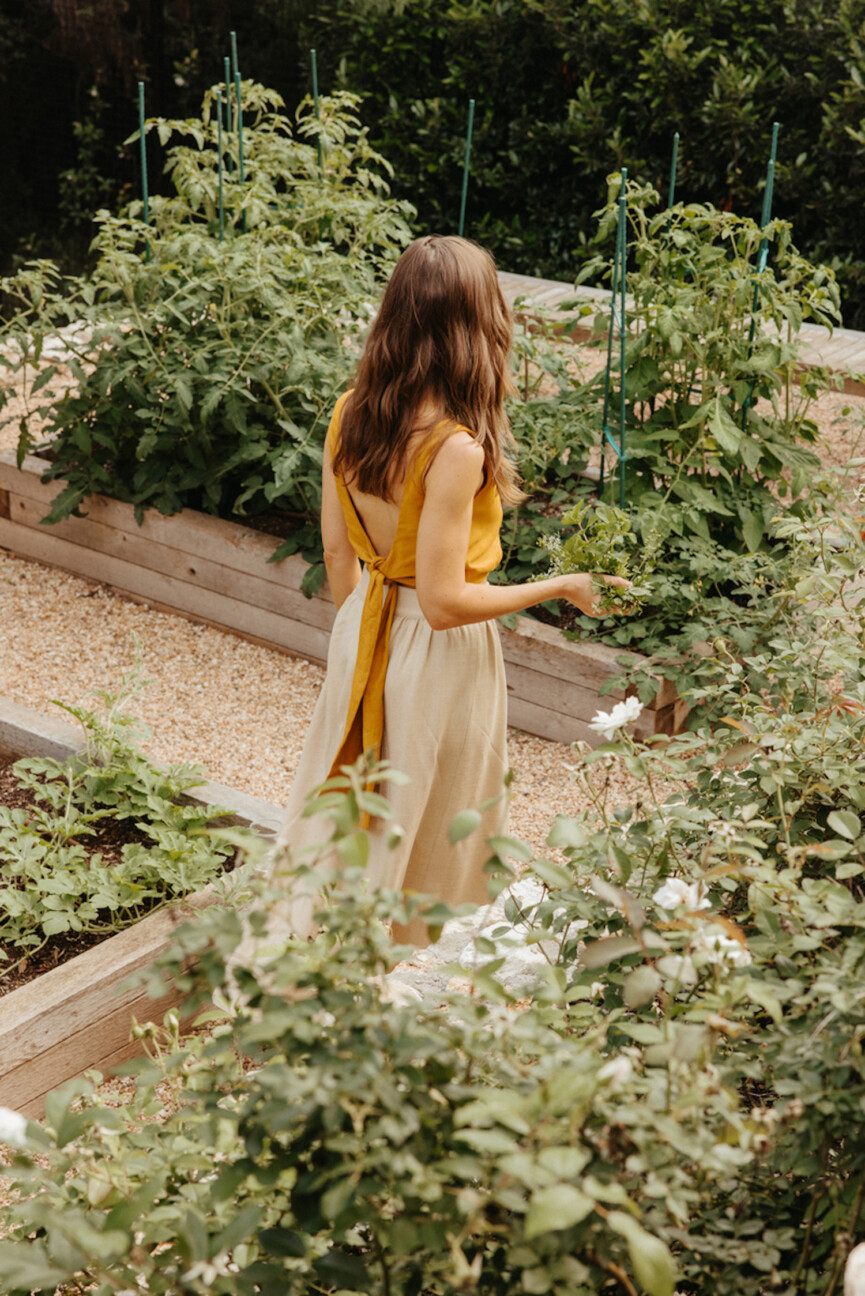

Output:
xmin=321 ymin=441 xmax=361 ymax=608
xmin=415 ymin=433 xmax=628 ymax=630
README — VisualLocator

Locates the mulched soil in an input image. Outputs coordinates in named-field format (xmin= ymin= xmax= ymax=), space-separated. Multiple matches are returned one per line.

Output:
xmin=0 ymin=759 xmax=168 ymax=998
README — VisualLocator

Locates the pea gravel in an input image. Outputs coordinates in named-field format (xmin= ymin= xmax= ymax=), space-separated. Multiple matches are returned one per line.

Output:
xmin=0 ymin=553 xmax=641 ymax=853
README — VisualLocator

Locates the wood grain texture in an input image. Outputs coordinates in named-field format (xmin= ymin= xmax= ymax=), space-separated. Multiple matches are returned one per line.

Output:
xmin=6 ymin=494 xmax=336 ymax=632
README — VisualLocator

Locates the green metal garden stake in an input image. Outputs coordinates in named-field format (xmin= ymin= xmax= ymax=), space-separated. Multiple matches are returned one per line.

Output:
xmin=616 ymin=170 xmax=628 ymax=509
xmin=137 ymin=81 xmax=150 ymax=262
xmin=234 ymin=71 xmax=246 ymax=233
xmin=217 ymin=92 xmax=225 ymax=242
xmin=741 ymin=121 xmax=781 ymax=430
xmin=667 ymin=131 xmax=679 ymax=210
xmin=224 ymin=56 xmax=233 ymax=171
xmin=311 ymin=48 xmax=323 ymax=177
xmin=458 ymin=98 xmax=475 ymax=238
xmin=599 ymin=169 xmax=628 ymax=508
xmin=230 ymin=30 xmax=239 ymax=81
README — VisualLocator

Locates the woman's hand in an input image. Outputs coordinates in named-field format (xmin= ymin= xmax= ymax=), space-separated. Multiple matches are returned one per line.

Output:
xmin=558 ymin=573 xmax=632 ymax=617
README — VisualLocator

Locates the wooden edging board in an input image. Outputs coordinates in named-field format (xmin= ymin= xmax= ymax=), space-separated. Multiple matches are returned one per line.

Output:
xmin=0 ymin=451 xmax=687 ymax=746
xmin=0 ymin=697 xmax=283 ymax=1117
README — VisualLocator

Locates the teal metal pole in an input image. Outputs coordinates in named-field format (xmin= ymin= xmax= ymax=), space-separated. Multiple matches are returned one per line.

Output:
xmin=230 ymin=30 xmax=239 ymax=81
xmin=234 ymin=71 xmax=246 ymax=234
xmin=217 ymin=92 xmax=225 ymax=242
xmin=137 ymin=81 xmax=150 ymax=262
xmin=617 ymin=169 xmax=628 ymax=509
xmin=667 ymin=131 xmax=679 ymax=209
xmin=311 ymin=48 xmax=323 ymax=177
xmin=458 ymin=98 xmax=476 ymax=239
xmin=600 ymin=169 xmax=628 ymax=505
xmin=224 ymin=56 xmax=233 ymax=171
xmin=741 ymin=122 xmax=780 ymax=430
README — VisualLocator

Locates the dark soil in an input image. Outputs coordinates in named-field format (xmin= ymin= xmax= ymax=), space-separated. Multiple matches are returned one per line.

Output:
xmin=0 ymin=759 xmax=220 ymax=999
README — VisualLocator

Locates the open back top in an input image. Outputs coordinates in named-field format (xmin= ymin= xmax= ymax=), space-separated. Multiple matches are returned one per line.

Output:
xmin=325 ymin=390 xmax=503 ymax=778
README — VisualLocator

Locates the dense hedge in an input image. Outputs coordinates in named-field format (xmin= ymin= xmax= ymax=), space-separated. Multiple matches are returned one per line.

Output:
xmin=298 ymin=0 xmax=865 ymax=325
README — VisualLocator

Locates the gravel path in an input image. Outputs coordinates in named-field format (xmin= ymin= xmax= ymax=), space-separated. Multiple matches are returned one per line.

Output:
xmin=0 ymin=554 xmax=626 ymax=853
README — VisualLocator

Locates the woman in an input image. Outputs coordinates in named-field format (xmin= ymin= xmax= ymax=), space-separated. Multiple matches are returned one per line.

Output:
xmin=279 ymin=234 xmax=627 ymax=945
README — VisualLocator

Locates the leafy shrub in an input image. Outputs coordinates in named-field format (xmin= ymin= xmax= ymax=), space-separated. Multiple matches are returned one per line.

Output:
xmin=301 ymin=0 xmax=865 ymax=325
xmin=0 ymin=84 xmax=412 ymax=571
xmin=3 ymin=524 xmax=865 ymax=1294
xmin=0 ymin=669 xmax=232 ymax=981
xmin=519 ymin=180 xmax=843 ymax=708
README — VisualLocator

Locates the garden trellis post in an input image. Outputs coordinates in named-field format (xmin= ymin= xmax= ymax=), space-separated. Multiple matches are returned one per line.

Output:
xmin=234 ymin=72 xmax=247 ymax=233
xmin=667 ymin=131 xmax=679 ymax=210
xmin=599 ymin=169 xmax=628 ymax=509
xmin=137 ymin=81 xmax=150 ymax=262
xmin=224 ymin=57 xmax=233 ymax=171
xmin=230 ymin=30 xmax=239 ymax=82
xmin=741 ymin=121 xmax=780 ymax=429
xmin=217 ymin=92 xmax=225 ymax=242
xmin=458 ymin=98 xmax=475 ymax=239
xmin=311 ymin=49 xmax=323 ymax=177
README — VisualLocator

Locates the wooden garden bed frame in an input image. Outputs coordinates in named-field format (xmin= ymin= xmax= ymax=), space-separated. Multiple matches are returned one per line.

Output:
xmin=0 ymin=697 xmax=281 ymax=1117
xmin=0 ymin=450 xmax=686 ymax=745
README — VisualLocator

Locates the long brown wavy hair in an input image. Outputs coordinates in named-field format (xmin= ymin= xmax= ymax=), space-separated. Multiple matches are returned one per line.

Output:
xmin=333 ymin=235 xmax=523 ymax=506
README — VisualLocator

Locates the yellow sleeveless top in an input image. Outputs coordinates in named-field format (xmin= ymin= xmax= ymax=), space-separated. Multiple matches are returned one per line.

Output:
xmin=326 ymin=391 xmax=503 ymax=779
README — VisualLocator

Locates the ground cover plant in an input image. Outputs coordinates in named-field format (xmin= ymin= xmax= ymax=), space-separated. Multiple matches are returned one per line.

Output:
xmin=1 ymin=512 xmax=863 ymax=1294
xmin=0 ymin=670 xmax=232 ymax=990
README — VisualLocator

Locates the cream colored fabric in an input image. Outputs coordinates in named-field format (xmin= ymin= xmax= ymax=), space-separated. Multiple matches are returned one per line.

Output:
xmin=324 ymin=391 xmax=504 ymax=780
xmin=278 ymin=568 xmax=508 ymax=946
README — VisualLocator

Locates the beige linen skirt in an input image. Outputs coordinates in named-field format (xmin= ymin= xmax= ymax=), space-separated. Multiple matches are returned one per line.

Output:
xmin=277 ymin=568 xmax=509 ymax=945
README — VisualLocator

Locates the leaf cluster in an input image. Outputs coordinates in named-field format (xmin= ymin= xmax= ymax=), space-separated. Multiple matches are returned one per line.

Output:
xmin=0 ymin=86 xmax=412 ymax=559
xmin=0 ymin=671 xmax=232 ymax=978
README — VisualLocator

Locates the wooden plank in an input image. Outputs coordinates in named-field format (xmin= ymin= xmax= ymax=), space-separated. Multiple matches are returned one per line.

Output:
xmin=505 ymin=657 xmax=626 ymax=720
xmin=0 ymin=451 xmax=324 ymax=599
xmin=0 ymin=892 xmax=214 ymax=1077
xmin=6 ymin=494 xmax=336 ymax=633
xmin=7 ymin=984 xmax=184 ymax=1118
xmin=0 ymin=696 xmax=86 ymax=763
xmin=0 ymin=516 xmax=333 ymax=663
xmin=508 ymin=693 xmax=658 ymax=746
xmin=499 ymin=617 xmax=675 ymax=710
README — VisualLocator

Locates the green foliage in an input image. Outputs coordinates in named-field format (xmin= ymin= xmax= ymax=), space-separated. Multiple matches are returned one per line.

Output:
xmin=302 ymin=0 xmax=865 ymax=324
xmin=520 ymin=182 xmax=843 ymax=707
xmin=538 ymin=499 xmax=657 ymax=613
xmin=0 ymin=85 xmax=412 ymax=556
xmin=7 ymin=531 xmax=865 ymax=1295
xmin=0 ymin=666 xmax=232 ymax=978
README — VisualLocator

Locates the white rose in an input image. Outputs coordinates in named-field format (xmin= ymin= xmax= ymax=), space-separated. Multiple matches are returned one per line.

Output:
xmin=597 ymin=1055 xmax=634 ymax=1088
xmin=694 ymin=925 xmax=752 ymax=967
xmin=652 ymin=878 xmax=711 ymax=911
xmin=587 ymin=696 xmax=643 ymax=742
xmin=0 ymin=1106 xmax=29 ymax=1150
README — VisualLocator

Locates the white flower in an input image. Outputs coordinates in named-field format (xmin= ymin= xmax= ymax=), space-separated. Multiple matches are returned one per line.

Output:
xmin=652 ymin=878 xmax=712 ymax=911
xmin=0 ymin=1106 xmax=29 ymax=1149
xmin=597 ymin=1055 xmax=633 ymax=1088
xmin=694 ymin=925 xmax=752 ymax=967
xmin=588 ymin=696 xmax=643 ymax=742
xmin=656 ymin=953 xmax=698 ymax=985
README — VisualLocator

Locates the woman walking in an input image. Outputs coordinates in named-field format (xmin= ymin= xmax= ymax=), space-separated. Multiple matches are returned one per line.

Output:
xmin=279 ymin=234 xmax=627 ymax=945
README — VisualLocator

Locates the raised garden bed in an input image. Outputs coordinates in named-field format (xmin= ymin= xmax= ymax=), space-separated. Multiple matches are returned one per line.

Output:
xmin=0 ymin=696 xmax=281 ymax=1117
xmin=0 ymin=451 xmax=686 ymax=745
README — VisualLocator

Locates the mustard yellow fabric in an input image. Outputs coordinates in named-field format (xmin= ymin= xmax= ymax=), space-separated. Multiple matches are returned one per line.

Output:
xmin=326 ymin=390 xmax=503 ymax=779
